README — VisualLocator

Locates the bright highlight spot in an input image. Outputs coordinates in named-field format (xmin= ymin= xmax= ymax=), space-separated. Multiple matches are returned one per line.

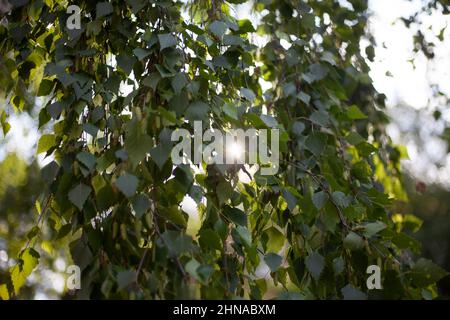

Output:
xmin=227 ymin=142 xmax=244 ymax=161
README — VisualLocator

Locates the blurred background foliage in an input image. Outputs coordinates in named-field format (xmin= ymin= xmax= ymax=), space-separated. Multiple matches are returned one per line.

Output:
xmin=0 ymin=152 xmax=72 ymax=299
xmin=403 ymin=175 xmax=450 ymax=298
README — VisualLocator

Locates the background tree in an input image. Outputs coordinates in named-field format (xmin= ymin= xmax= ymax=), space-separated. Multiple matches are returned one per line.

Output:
xmin=0 ymin=0 xmax=448 ymax=299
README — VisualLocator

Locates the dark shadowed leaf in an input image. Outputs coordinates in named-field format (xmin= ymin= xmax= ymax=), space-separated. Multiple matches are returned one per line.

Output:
xmin=343 ymin=232 xmax=364 ymax=250
xmin=341 ymin=284 xmax=367 ymax=300
xmin=115 ymin=173 xmax=138 ymax=198
xmin=312 ymin=191 xmax=328 ymax=210
xmin=158 ymin=33 xmax=177 ymax=50
xmin=117 ymin=270 xmax=136 ymax=290
xmin=68 ymin=183 xmax=92 ymax=210
xmin=347 ymin=105 xmax=368 ymax=120
xmin=265 ymin=253 xmax=282 ymax=272
xmin=305 ymin=251 xmax=325 ymax=280
xmin=96 ymin=2 xmax=113 ymax=18
xmin=185 ymin=101 xmax=209 ymax=121
xmin=132 ymin=194 xmax=150 ymax=218
xmin=209 ymin=21 xmax=228 ymax=38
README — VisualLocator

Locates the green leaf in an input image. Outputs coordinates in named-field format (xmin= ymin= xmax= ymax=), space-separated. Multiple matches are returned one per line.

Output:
xmin=403 ymin=214 xmax=423 ymax=233
xmin=149 ymin=129 xmax=173 ymax=170
xmin=260 ymin=114 xmax=278 ymax=128
xmin=149 ymin=144 xmax=170 ymax=169
xmin=223 ymin=103 xmax=238 ymax=120
xmin=2 ymin=0 xmax=445 ymax=300
xmin=362 ymin=221 xmax=386 ymax=238
xmin=132 ymin=194 xmax=150 ymax=218
xmin=26 ymin=226 xmax=39 ymax=240
xmin=185 ymin=258 xmax=201 ymax=280
xmin=345 ymin=132 xmax=365 ymax=145
xmin=341 ymin=284 xmax=367 ymax=300
xmin=284 ymin=80 xmax=299 ymax=94
xmin=158 ymin=205 xmax=187 ymax=227
xmin=243 ymin=113 xmax=266 ymax=128
xmin=343 ymin=232 xmax=364 ymax=250
xmin=158 ymin=33 xmax=177 ymax=50
xmin=365 ymin=45 xmax=375 ymax=62
xmin=297 ymin=91 xmax=311 ymax=104
xmin=76 ymin=151 xmax=97 ymax=171
xmin=421 ymin=288 xmax=433 ymax=300
xmin=237 ymin=19 xmax=255 ymax=33
xmin=410 ymin=258 xmax=448 ymax=287
xmin=347 ymin=105 xmax=368 ymax=120
xmin=321 ymin=51 xmax=336 ymax=65
xmin=124 ymin=118 xmax=153 ymax=168
xmin=160 ymin=231 xmax=193 ymax=257
xmin=1 ymin=111 xmax=11 ymax=136
xmin=332 ymin=191 xmax=350 ymax=208
xmin=197 ymin=265 xmax=214 ymax=284
xmin=68 ymin=183 xmax=92 ymax=210
xmin=355 ymin=142 xmax=377 ymax=157
xmin=96 ymin=2 xmax=114 ymax=18
xmin=312 ymin=191 xmax=328 ymax=210
xmin=185 ymin=23 xmax=205 ymax=35
xmin=303 ymin=63 xmax=328 ymax=83
xmin=224 ymin=206 xmax=247 ymax=226
xmin=351 ymin=161 xmax=373 ymax=181
xmin=171 ymin=73 xmax=187 ymax=94
xmin=264 ymin=227 xmax=285 ymax=253
xmin=199 ymin=229 xmax=222 ymax=251
xmin=37 ymin=79 xmax=54 ymax=96
xmin=143 ymin=72 xmax=161 ymax=90
xmin=104 ymin=74 xmax=121 ymax=92
xmin=185 ymin=101 xmax=209 ymax=121
xmin=86 ymin=20 xmax=102 ymax=37
xmin=117 ymin=54 xmax=136 ymax=75
xmin=332 ymin=256 xmax=345 ymax=275
xmin=264 ymin=253 xmax=282 ymax=272
xmin=240 ymin=88 xmax=256 ymax=102
xmin=115 ymin=173 xmax=139 ymax=198
xmin=228 ymin=0 xmax=248 ymax=4
xmin=305 ymin=133 xmax=327 ymax=157
xmin=305 ymin=251 xmax=325 ymax=280
xmin=392 ymin=233 xmax=421 ymax=254
xmin=236 ymin=225 xmax=251 ymax=247
xmin=41 ymin=161 xmax=59 ymax=183
xmin=133 ymin=48 xmax=151 ymax=61
xmin=56 ymin=224 xmax=72 ymax=240
xmin=216 ymin=181 xmax=233 ymax=204
xmin=309 ymin=111 xmax=330 ymax=127
xmin=322 ymin=206 xmax=340 ymax=233
xmin=282 ymin=188 xmax=297 ymax=211
xmin=292 ymin=121 xmax=305 ymax=137
xmin=155 ymin=64 xmax=175 ymax=77
xmin=127 ymin=0 xmax=146 ymax=13
xmin=37 ymin=134 xmax=56 ymax=154
xmin=222 ymin=35 xmax=242 ymax=46
xmin=209 ymin=21 xmax=228 ymax=38
xmin=10 ymin=249 xmax=39 ymax=296
xmin=117 ymin=270 xmax=136 ymax=290
xmin=83 ymin=123 xmax=99 ymax=137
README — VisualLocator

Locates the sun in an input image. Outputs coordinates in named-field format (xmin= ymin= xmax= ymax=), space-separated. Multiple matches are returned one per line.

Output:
xmin=227 ymin=141 xmax=244 ymax=162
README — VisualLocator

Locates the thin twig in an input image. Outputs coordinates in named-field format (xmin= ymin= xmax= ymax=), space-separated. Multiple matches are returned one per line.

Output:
xmin=283 ymin=159 xmax=350 ymax=229
xmin=24 ymin=194 xmax=53 ymax=250
xmin=150 ymin=205 xmax=187 ymax=278
xmin=136 ymin=248 xmax=149 ymax=281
